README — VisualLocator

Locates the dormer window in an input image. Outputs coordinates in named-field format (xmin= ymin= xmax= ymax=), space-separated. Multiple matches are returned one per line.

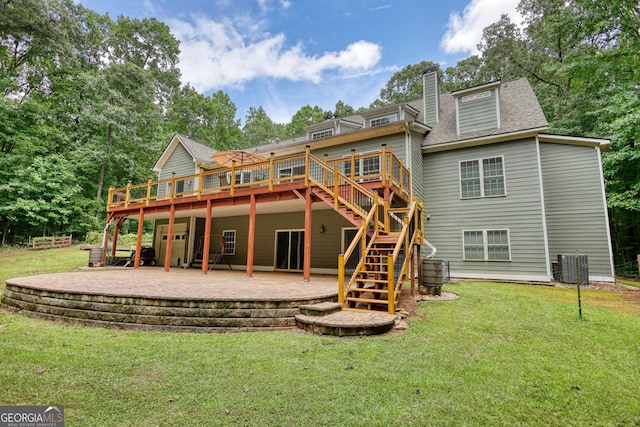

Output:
xmin=368 ymin=114 xmax=397 ymax=127
xmin=310 ymin=129 xmax=333 ymax=140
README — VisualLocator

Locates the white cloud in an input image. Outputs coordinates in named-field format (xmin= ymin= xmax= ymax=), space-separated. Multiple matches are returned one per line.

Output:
xmin=368 ymin=5 xmax=391 ymax=11
xmin=256 ymin=0 xmax=292 ymax=13
xmin=440 ymin=0 xmax=521 ymax=55
xmin=169 ymin=15 xmax=382 ymax=92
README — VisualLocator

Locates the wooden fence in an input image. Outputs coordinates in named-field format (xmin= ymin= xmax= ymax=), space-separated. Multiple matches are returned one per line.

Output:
xmin=31 ymin=234 xmax=73 ymax=250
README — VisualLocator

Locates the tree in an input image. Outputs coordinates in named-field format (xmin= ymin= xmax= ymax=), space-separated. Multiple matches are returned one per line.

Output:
xmin=475 ymin=14 xmax=528 ymax=84
xmin=0 ymin=154 xmax=89 ymax=244
xmin=0 ymin=0 xmax=84 ymax=99
xmin=331 ymin=100 xmax=355 ymax=119
xmin=207 ymin=90 xmax=242 ymax=150
xmin=442 ymin=56 xmax=485 ymax=92
xmin=285 ymin=105 xmax=327 ymax=138
xmin=242 ymin=106 xmax=282 ymax=146
xmin=371 ymin=61 xmax=438 ymax=107
xmin=167 ymin=85 xmax=242 ymax=148
xmin=54 ymin=13 xmax=182 ymax=219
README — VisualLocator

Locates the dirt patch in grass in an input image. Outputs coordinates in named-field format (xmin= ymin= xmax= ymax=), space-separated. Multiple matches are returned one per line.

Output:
xmin=554 ymin=280 xmax=640 ymax=295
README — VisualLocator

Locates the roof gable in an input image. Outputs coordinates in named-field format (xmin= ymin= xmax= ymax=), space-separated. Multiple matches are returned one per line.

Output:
xmin=152 ymin=134 xmax=217 ymax=173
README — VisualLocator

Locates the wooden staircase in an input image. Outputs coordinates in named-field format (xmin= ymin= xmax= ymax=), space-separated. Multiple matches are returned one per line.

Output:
xmin=311 ymin=187 xmax=362 ymax=227
xmin=307 ymin=152 xmax=424 ymax=315
xmin=344 ymin=234 xmax=399 ymax=312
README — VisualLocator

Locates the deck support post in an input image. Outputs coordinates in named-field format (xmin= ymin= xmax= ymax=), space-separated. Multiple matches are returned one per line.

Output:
xmin=111 ymin=218 xmax=121 ymax=258
xmin=387 ymin=255 xmax=395 ymax=314
xmin=101 ymin=218 xmax=111 ymax=265
xmin=247 ymin=194 xmax=256 ymax=277
xmin=202 ymin=200 xmax=212 ymax=274
xmin=410 ymin=244 xmax=416 ymax=295
xmin=164 ymin=204 xmax=175 ymax=272
xmin=303 ymin=186 xmax=312 ymax=282
xmin=134 ymin=208 xmax=145 ymax=268
xmin=417 ymin=244 xmax=422 ymax=291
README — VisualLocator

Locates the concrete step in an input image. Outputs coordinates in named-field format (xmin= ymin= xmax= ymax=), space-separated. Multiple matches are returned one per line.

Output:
xmin=295 ymin=311 xmax=397 ymax=336
xmin=298 ymin=302 xmax=342 ymax=317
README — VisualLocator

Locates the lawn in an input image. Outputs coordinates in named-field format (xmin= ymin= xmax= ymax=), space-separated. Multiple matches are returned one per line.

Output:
xmin=617 ymin=277 xmax=640 ymax=289
xmin=0 ymin=246 xmax=89 ymax=293
xmin=1 ymin=248 xmax=639 ymax=426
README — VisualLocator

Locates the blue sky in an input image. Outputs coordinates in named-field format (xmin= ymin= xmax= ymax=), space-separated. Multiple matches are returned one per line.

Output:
xmin=80 ymin=0 xmax=520 ymax=124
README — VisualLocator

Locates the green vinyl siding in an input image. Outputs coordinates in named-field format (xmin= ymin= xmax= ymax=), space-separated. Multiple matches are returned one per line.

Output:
xmin=423 ymin=138 xmax=548 ymax=279
xmin=312 ymin=134 xmax=406 ymax=164
xmin=410 ymin=130 xmax=424 ymax=199
xmin=158 ymin=143 xmax=196 ymax=180
xmin=338 ymin=123 xmax=361 ymax=134
xmin=423 ymin=72 xmax=439 ymax=124
xmin=540 ymin=143 xmax=613 ymax=279
xmin=203 ymin=210 xmax=353 ymax=270
xmin=157 ymin=144 xmax=198 ymax=196
xmin=457 ymin=89 xmax=498 ymax=134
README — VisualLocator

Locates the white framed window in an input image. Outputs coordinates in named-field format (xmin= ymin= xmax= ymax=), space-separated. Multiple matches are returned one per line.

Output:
xmin=310 ymin=129 xmax=333 ymax=140
xmin=369 ymin=114 xmax=397 ymax=127
xmin=226 ymin=171 xmax=252 ymax=184
xmin=278 ymin=164 xmax=305 ymax=178
xmin=342 ymin=151 xmax=380 ymax=181
xmin=222 ymin=230 xmax=236 ymax=255
xmin=463 ymin=229 xmax=511 ymax=261
xmin=459 ymin=156 xmax=506 ymax=199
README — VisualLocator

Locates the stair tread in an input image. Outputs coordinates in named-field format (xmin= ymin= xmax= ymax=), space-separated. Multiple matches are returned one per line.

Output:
xmin=352 ymin=287 xmax=389 ymax=294
xmin=341 ymin=307 xmax=394 ymax=314
xmin=345 ymin=297 xmax=390 ymax=304
xmin=357 ymin=278 xmax=389 ymax=283
xmin=374 ymin=237 xmax=398 ymax=244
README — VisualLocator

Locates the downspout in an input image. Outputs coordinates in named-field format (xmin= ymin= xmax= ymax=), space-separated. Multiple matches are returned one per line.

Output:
xmin=405 ymin=123 xmax=412 ymax=197
xmin=390 ymin=209 xmax=437 ymax=259
xmin=423 ymin=238 xmax=437 ymax=259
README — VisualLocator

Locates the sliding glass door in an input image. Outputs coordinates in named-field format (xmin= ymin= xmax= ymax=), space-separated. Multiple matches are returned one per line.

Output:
xmin=275 ymin=230 xmax=305 ymax=271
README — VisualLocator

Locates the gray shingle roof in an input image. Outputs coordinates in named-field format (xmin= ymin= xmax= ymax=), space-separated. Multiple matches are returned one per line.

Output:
xmin=176 ymin=134 xmax=217 ymax=164
xmin=165 ymin=78 xmax=548 ymax=158
xmin=420 ymin=78 xmax=548 ymax=147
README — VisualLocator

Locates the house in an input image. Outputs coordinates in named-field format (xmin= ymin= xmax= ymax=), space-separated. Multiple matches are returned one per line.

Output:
xmin=104 ymin=66 xmax=615 ymax=313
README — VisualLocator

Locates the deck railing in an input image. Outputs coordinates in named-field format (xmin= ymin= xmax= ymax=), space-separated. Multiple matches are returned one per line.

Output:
xmin=107 ymin=149 xmax=410 ymax=211
xmin=326 ymin=145 xmax=410 ymax=200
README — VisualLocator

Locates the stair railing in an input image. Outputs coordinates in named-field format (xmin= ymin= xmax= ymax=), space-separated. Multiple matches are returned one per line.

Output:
xmin=337 ymin=196 xmax=383 ymax=305
xmin=385 ymin=199 xmax=424 ymax=313
xmin=306 ymin=151 xmax=384 ymax=227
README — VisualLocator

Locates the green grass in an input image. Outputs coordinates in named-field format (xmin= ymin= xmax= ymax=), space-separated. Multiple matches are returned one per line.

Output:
xmin=1 ymin=251 xmax=639 ymax=425
xmin=617 ymin=277 xmax=640 ymax=288
xmin=0 ymin=246 xmax=89 ymax=292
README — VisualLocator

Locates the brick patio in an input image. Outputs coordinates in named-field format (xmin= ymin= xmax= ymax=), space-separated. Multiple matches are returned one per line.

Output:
xmin=1 ymin=268 xmax=398 ymax=335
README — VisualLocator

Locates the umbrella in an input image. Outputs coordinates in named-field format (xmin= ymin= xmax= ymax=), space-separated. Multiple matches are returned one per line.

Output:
xmin=211 ymin=150 xmax=267 ymax=167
